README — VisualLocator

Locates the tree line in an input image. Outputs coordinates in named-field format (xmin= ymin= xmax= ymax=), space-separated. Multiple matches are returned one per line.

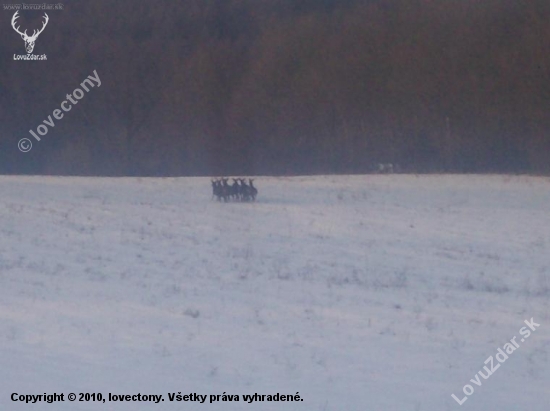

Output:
xmin=1 ymin=0 xmax=549 ymax=176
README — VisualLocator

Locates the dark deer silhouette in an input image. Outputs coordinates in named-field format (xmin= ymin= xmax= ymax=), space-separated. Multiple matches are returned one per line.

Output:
xmin=211 ymin=179 xmax=222 ymax=201
xmin=238 ymin=178 xmax=251 ymax=201
xmin=231 ymin=178 xmax=241 ymax=201
xmin=249 ymin=179 xmax=258 ymax=201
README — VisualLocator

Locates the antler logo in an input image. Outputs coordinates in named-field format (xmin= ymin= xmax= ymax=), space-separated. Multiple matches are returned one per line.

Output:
xmin=11 ymin=11 xmax=49 ymax=54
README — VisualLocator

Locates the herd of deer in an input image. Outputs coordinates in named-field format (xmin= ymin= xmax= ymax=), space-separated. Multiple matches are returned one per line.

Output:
xmin=211 ymin=178 xmax=258 ymax=202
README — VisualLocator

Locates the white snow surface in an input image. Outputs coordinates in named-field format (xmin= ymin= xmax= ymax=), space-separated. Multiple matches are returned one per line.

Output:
xmin=0 ymin=174 xmax=549 ymax=411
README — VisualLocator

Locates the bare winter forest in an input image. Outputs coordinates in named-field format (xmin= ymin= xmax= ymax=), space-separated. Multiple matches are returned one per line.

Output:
xmin=1 ymin=0 xmax=549 ymax=175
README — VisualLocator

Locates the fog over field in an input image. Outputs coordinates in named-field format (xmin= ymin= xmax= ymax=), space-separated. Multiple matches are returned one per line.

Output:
xmin=1 ymin=175 xmax=549 ymax=410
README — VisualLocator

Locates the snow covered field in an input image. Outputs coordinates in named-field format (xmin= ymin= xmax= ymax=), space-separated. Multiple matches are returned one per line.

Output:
xmin=1 ymin=174 xmax=549 ymax=411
